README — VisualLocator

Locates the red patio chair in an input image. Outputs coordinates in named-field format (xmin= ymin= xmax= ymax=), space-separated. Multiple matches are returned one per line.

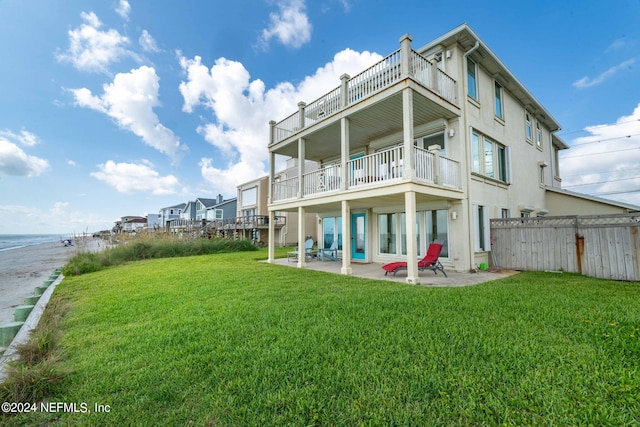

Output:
xmin=382 ymin=242 xmax=447 ymax=277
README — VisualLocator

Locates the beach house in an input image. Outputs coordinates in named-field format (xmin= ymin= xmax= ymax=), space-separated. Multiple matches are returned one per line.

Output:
xmin=264 ymin=24 xmax=632 ymax=283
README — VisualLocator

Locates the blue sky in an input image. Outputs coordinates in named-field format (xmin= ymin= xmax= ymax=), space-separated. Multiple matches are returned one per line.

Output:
xmin=0 ymin=0 xmax=639 ymax=234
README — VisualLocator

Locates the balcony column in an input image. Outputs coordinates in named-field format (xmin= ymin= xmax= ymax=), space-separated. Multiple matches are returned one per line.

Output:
xmin=341 ymin=200 xmax=352 ymax=275
xmin=402 ymin=88 xmax=416 ymax=181
xmin=297 ymin=137 xmax=305 ymax=198
xmin=267 ymin=210 xmax=275 ymax=263
xmin=340 ymin=117 xmax=350 ymax=190
xmin=340 ymin=74 xmax=350 ymax=107
xmin=404 ymin=191 xmax=420 ymax=284
xmin=399 ymin=34 xmax=413 ymax=77
xmin=297 ymin=206 xmax=307 ymax=268
xmin=429 ymin=144 xmax=442 ymax=185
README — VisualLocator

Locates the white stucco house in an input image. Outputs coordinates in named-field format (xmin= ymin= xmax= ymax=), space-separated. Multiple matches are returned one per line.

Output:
xmin=265 ymin=24 xmax=637 ymax=283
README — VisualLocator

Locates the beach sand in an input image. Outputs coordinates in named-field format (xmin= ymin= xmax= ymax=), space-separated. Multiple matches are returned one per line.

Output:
xmin=0 ymin=238 xmax=102 ymax=325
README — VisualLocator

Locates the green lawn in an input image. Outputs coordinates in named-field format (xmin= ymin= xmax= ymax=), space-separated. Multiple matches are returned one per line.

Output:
xmin=5 ymin=250 xmax=640 ymax=426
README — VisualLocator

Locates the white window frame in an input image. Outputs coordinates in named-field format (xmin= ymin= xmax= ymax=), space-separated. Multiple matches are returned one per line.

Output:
xmin=467 ymin=57 xmax=478 ymax=100
xmin=494 ymin=81 xmax=503 ymax=119
xmin=473 ymin=204 xmax=490 ymax=252
xmin=525 ymin=112 xmax=533 ymax=142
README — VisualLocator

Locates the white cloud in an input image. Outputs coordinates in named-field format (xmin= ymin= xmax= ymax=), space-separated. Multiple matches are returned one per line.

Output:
xmin=91 ymin=160 xmax=180 ymax=195
xmin=57 ymin=11 xmax=139 ymax=73
xmin=116 ymin=0 xmax=131 ymax=20
xmin=259 ymin=0 xmax=312 ymax=50
xmin=605 ymin=38 xmax=627 ymax=53
xmin=572 ymin=59 xmax=635 ymax=89
xmin=67 ymin=159 xmax=77 ymax=167
xmin=178 ymin=48 xmax=382 ymax=195
xmin=560 ymin=103 xmax=640 ymax=206
xmin=69 ymin=66 xmax=186 ymax=159
xmin=139 ymin=30 xmax=160 ymax=52
xmin=50 ymin=202 xmax=69 ymax=215
xmin=0 ymin=129 xmax=40 ymax=146
xmin=0 ymin=138 xmax=49 ymax=176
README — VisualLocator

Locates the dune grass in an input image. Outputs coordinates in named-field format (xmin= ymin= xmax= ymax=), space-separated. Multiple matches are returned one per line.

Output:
xmin=3 ymin=250 xmax=640 ymax=426
xmin=62 ymin=236 xmax=257 ymax=276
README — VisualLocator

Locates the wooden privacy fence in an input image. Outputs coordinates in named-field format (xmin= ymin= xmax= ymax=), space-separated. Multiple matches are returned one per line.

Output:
xmin=490 ymin=213 xmax=640 ymax=281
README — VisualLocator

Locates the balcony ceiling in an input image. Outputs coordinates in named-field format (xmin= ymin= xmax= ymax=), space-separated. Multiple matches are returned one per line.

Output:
xmin=273 ymin=83 xmax=460 ymax=161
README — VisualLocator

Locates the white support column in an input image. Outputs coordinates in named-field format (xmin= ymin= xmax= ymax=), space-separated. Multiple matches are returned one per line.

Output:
xmin=297 ymin=206 xmax=306 ymax=268
xmin=399 ymin=34 xmax=413 ymax=77
xmin=402 ymin=88 xmax=415 ymax=181
xmin=298 ymin=137 xmax=305 ymax=198
xmin=267 ymin=121 xmax=276 ymax=263
xmin=341 ymin=200 xmax=352 ymax=275
xmin=404 ymin=191 xmax=420 ymax=284
xmin=267 ymin=210 xmax=275 ymax=263
xmin=340 ymin=74 xmax=350 ymax=108
xmin=340 ymin=117 xmax=350 ymax=190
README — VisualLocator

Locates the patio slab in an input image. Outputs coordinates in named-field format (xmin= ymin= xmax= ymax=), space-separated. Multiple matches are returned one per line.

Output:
xmin=270 ymin=258 xmax=518 ymax=287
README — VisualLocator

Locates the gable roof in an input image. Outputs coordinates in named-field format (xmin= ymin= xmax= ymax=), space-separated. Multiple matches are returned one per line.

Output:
xmin=196 ymin=198 xmax=219 ymax=208
xmin=160 ymin=203 xmax=186 ymax=211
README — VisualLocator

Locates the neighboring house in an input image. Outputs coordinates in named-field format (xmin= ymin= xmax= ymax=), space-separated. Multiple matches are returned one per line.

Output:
xmin=159 ymin=203 xmax=186 ymax=228
xmin=146 ymin=214 xmax=161 ymax=230
xmin=235 ymin=163 xmax=317 ymax=246
xmin=195 ymin=197 xmax=220 ymax=220
xmin=116 ymin=216 xmax=147 ymax=233
xmin=265 ymin=24 xmax=639 ymax=283
xmin=180 ymin=201 xmax=197 ymax=221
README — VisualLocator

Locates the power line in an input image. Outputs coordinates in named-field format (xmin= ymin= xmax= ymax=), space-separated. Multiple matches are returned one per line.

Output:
xmin=568 ymin=133 xmax=639 ymax=147
xmin=562 ymin=165 xmax=640 ymax=178
xmin=564 ymin=176 xmax=640 ymax=188
xmin=590 ymin=189 xmax=640 ymax=196
xmin=556 ymin=118 xmax=640 ymax=137
xmin=561 ymin=145 xmax=640 ymax=159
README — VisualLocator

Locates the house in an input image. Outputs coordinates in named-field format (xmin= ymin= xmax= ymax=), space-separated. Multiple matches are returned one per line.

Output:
xmin=159 ymin=203 xmax=186 ymax=228
xmin=115 ymin=216 xmax=147 ymax=233
xmin=146 ymin=213 xmax=161 ymax=231
xmin=234 ymin=161 xmax=317 ymax=246
xmin=265 ymin=24 xmax=638 ymax=283
xmin=195 ymin=197 xmax=220 ymax=220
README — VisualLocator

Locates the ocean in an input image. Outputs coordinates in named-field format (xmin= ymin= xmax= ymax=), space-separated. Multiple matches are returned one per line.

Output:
xmin=0 ymin=234 xmax=64 ymax=251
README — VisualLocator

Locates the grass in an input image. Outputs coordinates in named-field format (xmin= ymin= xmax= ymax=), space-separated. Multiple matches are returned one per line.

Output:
xmin=0 ymin=298 xmax=69 ymax=404
xmin=3 ymin=250 xmax=640 ymax=426
xmin=62 ymin=235 xmax=257 ymax=276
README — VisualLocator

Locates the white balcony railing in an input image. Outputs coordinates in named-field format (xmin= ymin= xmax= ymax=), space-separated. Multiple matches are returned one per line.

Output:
xmin=349 ymin=147 xmax=404 ymax=187
xmin=271 ymin=147 xmax=460 ymax=202
xmin=271 ymin=47 xmax=458 ymax=145
xmin=303 ymin=164 xmax=342 ymax=196
xmin=272 ymin=176 xmax=298 ymax=201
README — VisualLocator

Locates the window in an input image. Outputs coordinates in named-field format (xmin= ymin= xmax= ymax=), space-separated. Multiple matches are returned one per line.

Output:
xmin=471 ymin=132 xmax=481 ymax=173
xmin=494 ymin=81 xmax=503 ymax=119
xmin=484 ymin=139 xmax=494 ymax=178
xmin=539 ymin=165 xmax=545 ymax=185
xmin=471 ymin=130 xmax=509 ymax=183
xmin=416 ymin=132 xmax=446 ymax=155
xmin=242 ymin=187 xmax=257 ymax=207
xmin=379 ymin=213 xmax=397 ymax=254
xmin=501 ymin=208 xmax=510 ymax=218
xmin=425 ymin=210 xmax=449 ymax=257
xmin=467 ymin=57 xmax=477 ymax=100
xmin=536 ymin=122 xmax=543 ymax=148
xmin=474 ymin=205 xmax=490 ymax=251
xmin=525 ymin=113 xmax=532 ymax=141
xmin=322 ymin=217 xmax=342 ymax=250
xmin=400 ymin=214 xmax=422 ymax=256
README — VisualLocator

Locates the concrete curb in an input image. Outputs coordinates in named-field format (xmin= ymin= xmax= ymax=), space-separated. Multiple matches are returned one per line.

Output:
xmin=0 ymin=274 xmax=64 ymax=383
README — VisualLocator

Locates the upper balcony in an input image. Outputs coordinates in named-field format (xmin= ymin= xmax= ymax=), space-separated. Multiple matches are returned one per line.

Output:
xmin=269 ymin=35 xmax=460 ymax=151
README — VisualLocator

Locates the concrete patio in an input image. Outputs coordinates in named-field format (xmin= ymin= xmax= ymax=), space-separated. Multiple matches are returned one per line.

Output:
xmin=270 ymin=257 xmax=518 ymax=287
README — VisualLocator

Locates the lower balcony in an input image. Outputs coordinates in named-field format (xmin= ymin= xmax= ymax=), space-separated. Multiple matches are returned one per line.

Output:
xmin=272 ymin=146 xmax=460 ymax=202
